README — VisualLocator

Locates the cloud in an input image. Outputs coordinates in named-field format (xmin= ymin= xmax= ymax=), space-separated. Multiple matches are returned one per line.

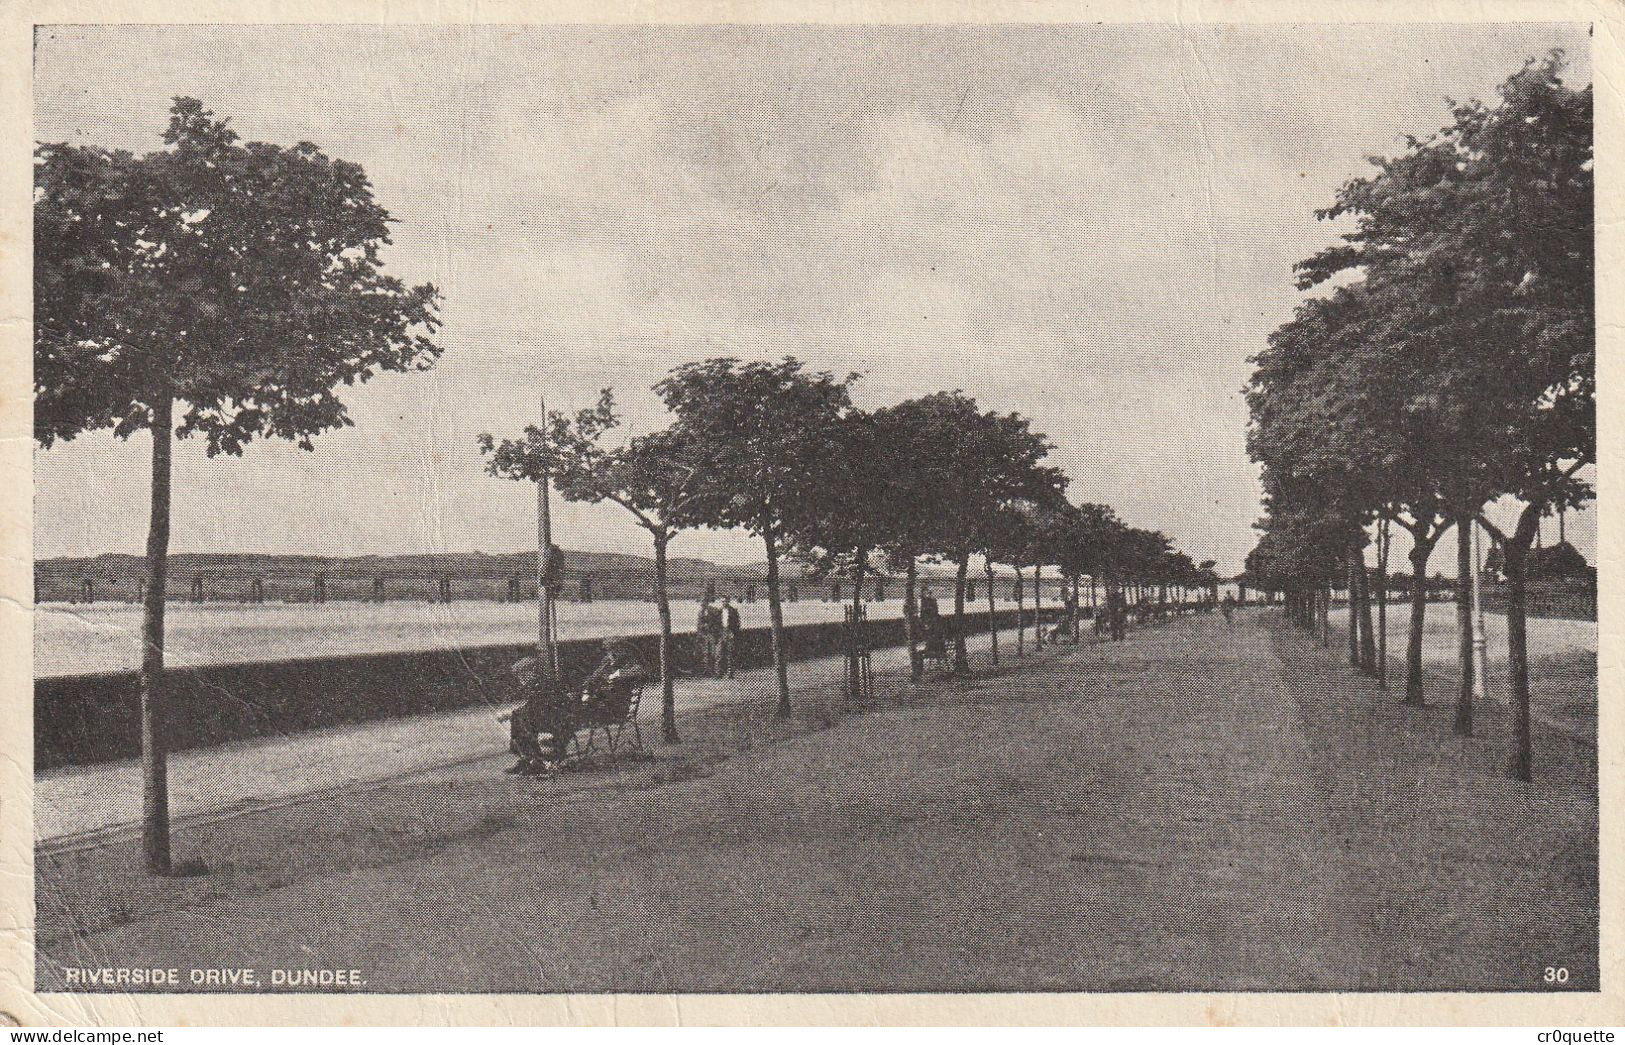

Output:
xmin=31 ymin=24 xmax=1594 ymax=571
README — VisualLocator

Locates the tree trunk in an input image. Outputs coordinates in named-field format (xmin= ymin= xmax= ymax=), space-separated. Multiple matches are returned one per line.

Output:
xmin=849 ymin=560 xmax=864 ymax=703
xmin=763 ymin=529 xmax=792 ymax=718
xmin=903 ymin=557 xmax=921 ymax=682
xmin=653 ymin=533 xmax=678 ymax=744
xmin=1347 ymin=554 xmax=1360 ymax=666
xmin=1454 ymin=516 xmax=1475 ymax=737
xmin=1376 ymin=521 xmax=1389 ymax=690
xmin=984 ymin=559 xmax=999 ymax=665
xmin=1013 ymin=566 xmax=1025 ymax=656
xmin=140 ymin=396 xmax=174 ymax=875
xmin=1505 ymin=507 xmax=1540 ymax=782
xmin=952 ymin=553 xmax=970 ymax=674
xmin=1032 ymin=564 xmax=1044 ymax=647
xmin=1356 ymin=549 xmax=1377 ymax=674
xmin=1404 ymin=537 xmax=1436 ymax=707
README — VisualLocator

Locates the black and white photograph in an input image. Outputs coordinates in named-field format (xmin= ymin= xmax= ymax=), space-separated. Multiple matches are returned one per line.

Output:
xmin=23 ymin=16 xmax=1600 ymax=1005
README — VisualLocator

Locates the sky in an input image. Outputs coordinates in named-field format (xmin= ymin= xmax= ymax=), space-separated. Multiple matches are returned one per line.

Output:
xmin=32 ymin=23 xmax=1595 ymax=573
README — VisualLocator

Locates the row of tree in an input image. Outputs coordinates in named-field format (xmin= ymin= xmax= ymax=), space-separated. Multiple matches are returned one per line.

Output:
xmin=480 ymin=360 xmax=1222 ymax=747
xmin=35 ymin=98 xmax=1215 ymax=874
xmin=1243 ymin=53 xmax=1593 ymax=782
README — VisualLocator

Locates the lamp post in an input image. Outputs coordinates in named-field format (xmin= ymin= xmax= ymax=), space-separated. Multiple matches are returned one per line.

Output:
xmin=536 ymin=395 xmax=559 ymax=680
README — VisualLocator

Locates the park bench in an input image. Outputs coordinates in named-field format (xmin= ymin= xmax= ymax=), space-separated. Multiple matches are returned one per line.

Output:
xmin=1041 ymin=617 xmax=1077 ymax=645
xmin=912 ymin=631 xmax=953 ymax=674
xmin=561 ymin=681 xmax=646 ymax=764
xmin=912 ymin=646 xmax=951 ymax=674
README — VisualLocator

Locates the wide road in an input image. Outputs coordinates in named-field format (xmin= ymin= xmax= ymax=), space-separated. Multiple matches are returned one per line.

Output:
xmin=37 ymin=610 xmax=1596 ymax=992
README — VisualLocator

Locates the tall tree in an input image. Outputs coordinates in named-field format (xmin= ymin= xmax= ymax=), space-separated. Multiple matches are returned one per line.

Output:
xmin=1249 ymin=276 xmax=1454 ymax=704
xmin=902 ymin=394 xmax=1066 ymax=673
xmin=1387 ymin=499 xmax=1453 ymax=706
xmin=654 ymin=358 xmax=855 ymax=718
xmin=981 ymin=502 xmax=1050 ymax=664
xmin=34 ymin=98 xmax=441 ymax=873
xmin=1301 ymin=53 xmax=1592 ymax=776
xmin=1050 ymin=504 xmax=1095 ymax=640
xmin=870 ymin=397 xmax=974 ymax=681
xmin=478 ymin=391 xmax=715 ymax=743
xmin=1115 ymin=526 xmax=1175 ymax=621
xmin=871 ymin=392 xmax=985 ymax=672
xmin=786 ymin=408 xmax=894 ymax=702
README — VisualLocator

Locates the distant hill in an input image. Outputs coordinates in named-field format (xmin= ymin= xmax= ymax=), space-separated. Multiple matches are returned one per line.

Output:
xmin=37 ymin=549 xmax=1040 ymax=604
xmin=36 ymin=548 xmax=785 ymax=604
xmin=39 ymin=547 xmax=755 ymax=581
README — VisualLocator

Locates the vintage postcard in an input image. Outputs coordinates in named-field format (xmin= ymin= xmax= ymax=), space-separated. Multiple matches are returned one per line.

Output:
xmin=2 ymin=0 xmax=1620 ymax=1027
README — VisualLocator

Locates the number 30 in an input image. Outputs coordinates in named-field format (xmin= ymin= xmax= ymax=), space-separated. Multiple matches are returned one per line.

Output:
xmin=1544 ymin=966 xmax=1570 ymax=984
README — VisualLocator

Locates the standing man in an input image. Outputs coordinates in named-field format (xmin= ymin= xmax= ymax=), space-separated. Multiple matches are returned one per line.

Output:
xmin=919 ymin=586 xmax=946 ymax=664
xmin=720 ymin=596 xmax=743 ymax=679
xmin=696 ymin=595 xmax=723 ymax=678
xmin=1107 ymin=587 xmax=1128 ymax=642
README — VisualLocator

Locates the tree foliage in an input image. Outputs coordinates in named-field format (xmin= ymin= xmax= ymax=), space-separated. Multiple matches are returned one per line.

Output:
xmin=1244 ymin=53 xmax=1593 ymax=776
xmin=652 ymin=357 xmax=856 ymax=542
xmin=36 ymin=97 xmax=442 ymax=454
xmin=478 ymin=390 xmax=715 ymax=539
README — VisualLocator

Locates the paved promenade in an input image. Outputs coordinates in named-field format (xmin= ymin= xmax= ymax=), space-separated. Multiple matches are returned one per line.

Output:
xmin=37 ymin=611 xmax=1596 ymax=993
xmin=37 ymin=633 xmax=936 ymax=844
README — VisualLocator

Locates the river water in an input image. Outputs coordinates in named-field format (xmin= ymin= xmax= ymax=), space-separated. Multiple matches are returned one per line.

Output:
xmin=33 ymin=596 xmax=942 ymax=678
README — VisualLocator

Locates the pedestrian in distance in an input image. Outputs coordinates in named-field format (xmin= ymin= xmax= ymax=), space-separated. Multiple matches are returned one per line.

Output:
xmin=919 ymin=587 xmax=946 ymax=662
xmin=1107 ymin=588 xmax=1128 ymax=642
xmin=720 ymin=595 xmax=742 ymax=678
xmin=697 ymin=595 xmax=724 ymax=677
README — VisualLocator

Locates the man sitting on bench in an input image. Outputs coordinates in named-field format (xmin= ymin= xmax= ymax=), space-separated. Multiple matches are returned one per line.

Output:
xmin=579 ymin=637 xmax=649 ymax=728
xmin=500 ymin=638 xmax=648 ymax=775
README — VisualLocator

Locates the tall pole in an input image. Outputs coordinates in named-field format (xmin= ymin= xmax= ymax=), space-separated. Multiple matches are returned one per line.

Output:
xmin=537 ymin=395 xmax=559 ymax=680
xmin=1470 ymin=517 xmax=1490 ymax=708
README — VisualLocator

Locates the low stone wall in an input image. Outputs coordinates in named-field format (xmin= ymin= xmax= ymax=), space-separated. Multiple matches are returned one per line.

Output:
xmin=35 ymin=606 xmax=1060 ymax=770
